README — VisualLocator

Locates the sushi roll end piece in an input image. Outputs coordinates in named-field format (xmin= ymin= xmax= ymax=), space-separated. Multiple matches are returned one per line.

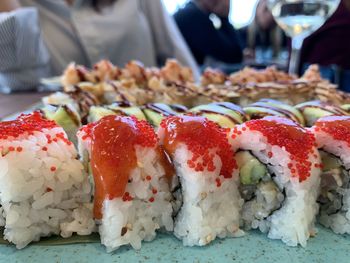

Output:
xmin=0 ymin=112 xmax=94 ymax=248
xmin=312 ymin=116 xmax=350 ymax=234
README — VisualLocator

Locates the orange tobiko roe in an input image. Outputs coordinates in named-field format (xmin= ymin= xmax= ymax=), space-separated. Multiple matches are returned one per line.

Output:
xmin=88 ymin=115 xmax=162 ymax=219
xmin=314 ymin=116 xmax=350 ymax=147
xmin=0 ymin=111 xmax=56 ymax=140
xmin=160 ymin=115 xmax=237 ymax=178
xmin=241 ymin=116 xmax=316 ymax=182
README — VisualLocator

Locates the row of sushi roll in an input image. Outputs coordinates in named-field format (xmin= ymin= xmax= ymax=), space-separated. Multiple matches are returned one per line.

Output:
xmin=42 ymin=89 xmax=350 ymax=134
xmin=54 ymin=59 xmax=350 ymax=107
xmin=2 ymin=101 xmax=350 ymax=250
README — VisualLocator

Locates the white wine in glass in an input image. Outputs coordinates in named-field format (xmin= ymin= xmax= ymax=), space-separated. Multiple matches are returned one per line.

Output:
xmin=268 ymin=0 xmax=340 ymax=74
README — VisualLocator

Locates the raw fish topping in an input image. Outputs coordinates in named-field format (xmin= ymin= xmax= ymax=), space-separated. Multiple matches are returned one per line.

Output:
xmin=241 ymin=116 xmax=315 ymax=182
xmin=0 ymin=111 xmax=57 ymax=140
xmin=160 ymin=115 xmax=237 ymax=179
xmin=315 ymin=116 xmax=350 ymax=147
xmin=88 ymin=115 xmax=158 ymax=219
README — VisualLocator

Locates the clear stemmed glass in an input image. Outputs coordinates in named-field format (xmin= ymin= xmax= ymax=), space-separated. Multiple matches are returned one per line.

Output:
xmin=268 ymin=0 xmax=340 ymax=74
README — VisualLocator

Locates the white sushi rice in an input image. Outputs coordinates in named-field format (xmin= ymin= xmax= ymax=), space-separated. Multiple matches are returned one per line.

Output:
xmin=170 ymin=144 xmax=243 ymax=246
xmin=230 ymin=128 xmax=321 ymax=247
xmin=78 ymin=132 xmax=174 ymax=252
xmin=0 ymin=127 xmax=94 ymax=248
xmin=312 ymin=129 xmax=350 ymax=234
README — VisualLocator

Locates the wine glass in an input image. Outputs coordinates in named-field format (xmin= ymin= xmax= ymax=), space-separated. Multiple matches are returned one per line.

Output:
xmin=268 ymin=0 xmax=341 ymax=74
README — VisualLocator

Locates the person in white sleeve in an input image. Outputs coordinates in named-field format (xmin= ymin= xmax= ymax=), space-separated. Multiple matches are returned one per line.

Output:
xmin=0 ymin=0 xmax=199 ymax=92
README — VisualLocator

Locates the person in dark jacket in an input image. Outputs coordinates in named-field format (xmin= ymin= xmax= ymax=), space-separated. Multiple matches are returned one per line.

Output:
xmin=299 ymin=0 xmax=350 ymax=90
xmin=174 ymin=0 xmax=243 ymax=65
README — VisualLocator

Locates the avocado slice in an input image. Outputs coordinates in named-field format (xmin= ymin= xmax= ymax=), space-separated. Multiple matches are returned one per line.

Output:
xmin=200 ymin=112 xmax=237 ymax=128
xmin=42 ymin=104 xmax=81 ymax=145
xmin=296 ymin=107 xmax=334 ymax=127
xmin=108 ymin=104 xmax=146 ymax=121
xmin=88 ymin=106 xmax=116 ymax=123
xmin=122 ymin=107 xmax=146 ymax=120
xmin=235 ymin=151 xmax=267 ymax=185
xmin=258 ymin=99 xmax=305 ymax=125
xmin=143 ymin=109 xmax=165 ymax=127
xmin=89 ymin=103 xmax=147 ymax=123
xmin=243 ymin=106 xmax=286 ymax=120
xmin=190 ymin=104 xmax=245 ymax=128
xmin=341 ymin=104 xmax=350 ymax=113
xmin=212 ymin=102 xmax=249 ymax=122
xmin=142 ymin=103 xmax=178 ymax=128
xmin=169 ymin=104 xmax=188 ymax=113
xmin=296 ymin=101 xmax=349 ymax=127
xmin=320 ymin=151 xmax=342 ymax=171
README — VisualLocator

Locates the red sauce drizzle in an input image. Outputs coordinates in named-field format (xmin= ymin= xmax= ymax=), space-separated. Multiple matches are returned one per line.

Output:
xmin=0 ymin=111 xmax=56 ymax=140
xmin=315 ymin=116 xmax=350 ymax=147
xmin=89 ymin=115 xmax=158 ymax=219
xmin=241 ymin=116 xmax=315 ymax=182
xmin=160 ymin=115 xmax=237 ymax=178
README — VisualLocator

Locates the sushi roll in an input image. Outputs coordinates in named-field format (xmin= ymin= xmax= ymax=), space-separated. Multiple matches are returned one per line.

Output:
xmin=243 ymin=99 xmax=305 ymax=125
xmin=229 ymin=116 xmax=321 ymax=247
xmin=311 ymin=116 xmax=350 ymax=234
xmin=295 ymin=100 xmax=348 ymax=127
xmin=0 ymin=112 xmax=93 ymax=248
xmin=77 ymin=115 xmax=174 ymax=252
xmin=158 ymin=115 xmax=243 ymax=246
xmin=190 ymin=102 xmax=249 ymax=128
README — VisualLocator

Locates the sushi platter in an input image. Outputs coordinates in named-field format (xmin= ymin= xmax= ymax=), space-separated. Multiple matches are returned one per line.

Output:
xmin=1 ymin=60 xmax=350 ymax=263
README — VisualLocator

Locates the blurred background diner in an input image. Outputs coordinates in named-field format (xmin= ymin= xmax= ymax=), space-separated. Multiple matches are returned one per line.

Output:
xmin=238 ymin=0 xmax=288 ymax=66
xmin=174 ymin=0 xmax=243 ymax=66
xmin=0 ymin=0 xmax=349 ymax=93
xmin=168 ymin=0 xmax=350 ymax=90
xmin=0 ymin=0 xmax=199 ymax=92
xmin=299 ymin=0 xmax=350 ymax=88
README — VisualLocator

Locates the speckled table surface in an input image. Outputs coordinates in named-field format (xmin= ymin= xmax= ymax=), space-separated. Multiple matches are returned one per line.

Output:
xmin=0 ymin=227 xmax=349 ymax=263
